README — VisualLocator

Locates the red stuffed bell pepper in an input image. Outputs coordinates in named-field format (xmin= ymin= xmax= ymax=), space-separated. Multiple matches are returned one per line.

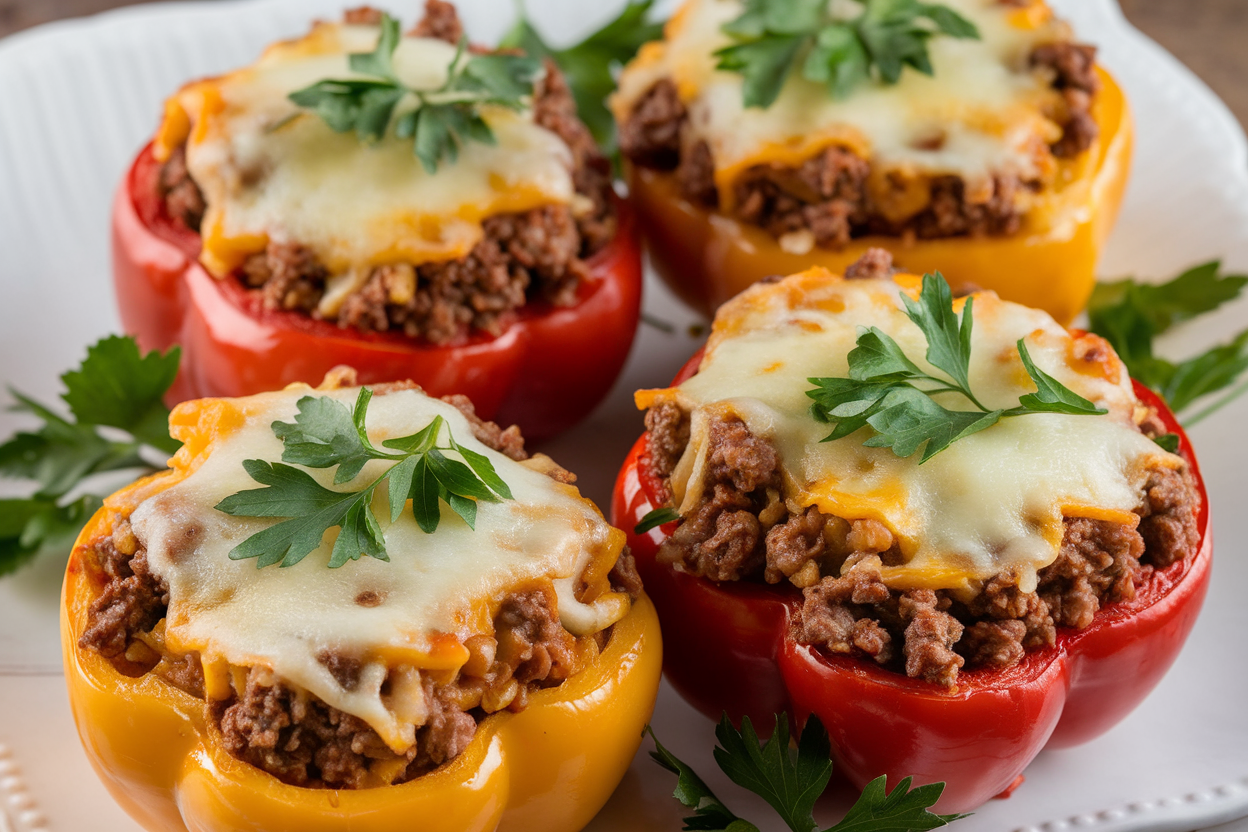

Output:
xmin=112 ymin=5 xmax=643 ymax=442
xmin=612 ymin=264 xmax=1211 ymax=814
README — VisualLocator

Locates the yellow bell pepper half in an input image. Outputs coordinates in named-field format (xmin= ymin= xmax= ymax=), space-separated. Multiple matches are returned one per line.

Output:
xmin=61 ymin=476 xmax=663 ymax=832
xmin=629 ymin=68 xmax=1132 ymax=325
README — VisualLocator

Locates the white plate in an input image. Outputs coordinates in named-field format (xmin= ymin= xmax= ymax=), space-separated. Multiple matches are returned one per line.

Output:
xmin=1 ymin=1 xmax=1247 ymax=830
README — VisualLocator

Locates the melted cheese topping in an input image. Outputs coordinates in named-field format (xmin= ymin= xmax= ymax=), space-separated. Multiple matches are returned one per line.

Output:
xmin=128 ymin=386 xmax=628 ymax=753
xmin=155 ymin=22 xmax=576 ymax=279
xmin=613 ymin=0 xmax=1075 ymax=211
xmin=637 ymin=269 xmax=1181 ymax=596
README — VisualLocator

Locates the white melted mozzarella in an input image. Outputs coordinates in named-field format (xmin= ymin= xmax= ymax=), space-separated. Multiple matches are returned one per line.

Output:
xmin=653 ymin=275 xmax=1179 ymax=595
xmin=175 ymin=23 xmax=575 ymax=278
xmin=129 ymin=387 xmax=624 ymax=752
xmin=615 ymin=0 xmax=1070 ymax=196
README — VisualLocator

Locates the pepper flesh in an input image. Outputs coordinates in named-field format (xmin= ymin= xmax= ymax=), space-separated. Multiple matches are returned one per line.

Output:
xmin=62 ymin=476 xmax=663 ymax=832
xmin=113 ymin=143 xmax=644 ymax=442
xmin=627 ymin=68 xmax=1132 ymax=325
xmin=612 ymin=382 xmax=1209 ymax=813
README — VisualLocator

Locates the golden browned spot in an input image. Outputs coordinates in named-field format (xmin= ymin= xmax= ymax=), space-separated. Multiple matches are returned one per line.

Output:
xmin=1069 ymin=331 xmax=1120 ymax=381
xmin=911 ymin=130 xmax=947 ymax=151
xmin=1076 ymin=340 xmax=1106 ymax=364
xmin=238 ymin=159 xmax=268 ymax=189
xmin=318 ymin=652 xmax=363 ymax=690
xmin=165 ymin=520 xmax=204 ymax=563
xmin=355 ymin=590 xmax=385 ymax=607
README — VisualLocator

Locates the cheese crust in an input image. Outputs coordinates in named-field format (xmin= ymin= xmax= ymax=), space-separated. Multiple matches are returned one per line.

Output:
xmin=613 ymin=0 xmax=1099 ymax=235
xmin=637 ymin=268 xmax=1182 ymax=597
xmin=154 ymin=22 xmax=577 ymax=281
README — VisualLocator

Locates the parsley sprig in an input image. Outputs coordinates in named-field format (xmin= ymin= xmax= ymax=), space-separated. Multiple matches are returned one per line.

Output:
xmin=289 ymin=13 xmax=544 ymax=173
xmin=0 ymin=336 xmax=180 ymax=575
xmin=716 ymin=0 xmax=980 ymax=108
xmin=216 ymin=388 xmax=513 ymax=569
xmin=1088 ymin=260 xmax=1248 ymax=426
xmin=647 ymin=713 xmax=967 ymax=832
xmin=635 ymin=506 xmax=681 ymax=534
xmin=807 ymin=273 xmax=1106 ymax=462
xmin=501 ymin=0 xmax=665 ymax=153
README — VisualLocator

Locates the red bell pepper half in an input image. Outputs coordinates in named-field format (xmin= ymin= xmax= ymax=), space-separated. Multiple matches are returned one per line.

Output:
xmin=612 ymin=376 xmax=1210 ymax=814
xmin=113 ymin=144 xmax=644 ymax=441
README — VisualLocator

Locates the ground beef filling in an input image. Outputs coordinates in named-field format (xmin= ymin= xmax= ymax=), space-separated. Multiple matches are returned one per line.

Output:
xmin=78 ymin=523 xmax=169 ymax=662
xmin=619 ymin=39 xmax=1100 ymax=248
xmin=156 ymin=2 xmax=616 ymax=346
xmin=78 ymin=398 xmax=638 ymax=787
xmin=645 ymin=392 xmax=1199 ymax=688
xmin=209 ymin=585 xmax=578 ymax=788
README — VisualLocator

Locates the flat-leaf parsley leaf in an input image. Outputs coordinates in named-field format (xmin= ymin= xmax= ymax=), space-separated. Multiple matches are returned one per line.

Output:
xmin=501 ymin=0 xmax=665 ymax=153
xmin=289 ymin=13 xmax=544 ymax=173
xmin=1087 ymin=260 xmax=1248 ymax=425
xmin=216 ymin=389 xmax=513 ymax=568
xmin=807 ymin=273 xmax=1106 ymax=462
xmin=715 ymin=0 xmax=980 ymax=108
xmin=645 ymin=713 xmax=967 ymax=832
xmin=0 ymin=336 xmax=180 ymax=574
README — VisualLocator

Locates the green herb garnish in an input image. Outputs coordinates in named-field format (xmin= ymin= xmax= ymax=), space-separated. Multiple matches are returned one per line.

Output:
xmin=807 ymin=273 xmax=1107 ymax=462
xmin=715 ymin=0 xmax=980 ymax=108
xmin=0 ymin=336 xmax=180 ymax=575
xmin=635 ymin=506 xmax=681 ymax=534
xmin=1152 ymin=433 xmax=1181 ymax=453
xmin=1088 ymin=260 xmax=1248 ymax=425
xmin=501 ymin=0 xmax=665 ymax=153
xmin=646 ymin=713 xmax=967 ymax=831
xmin=288 ymin=13 xmax=544 ymax=173
xmin=216 ymin=388 xmax=513 ymax=569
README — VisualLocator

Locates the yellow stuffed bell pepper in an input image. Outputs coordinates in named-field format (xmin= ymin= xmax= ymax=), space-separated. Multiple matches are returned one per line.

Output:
xmin=61 ymin=382 xmax=663 ymax=832
xmin=615 ymin=0 xmax=1133 ymax=325
xmin=627 ymin=69 xmax=1130 ymax=325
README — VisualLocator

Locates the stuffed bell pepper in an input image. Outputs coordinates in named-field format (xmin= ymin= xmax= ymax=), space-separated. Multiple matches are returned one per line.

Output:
xmin=612 ymin=254 xmax=1208 ymax=813
xmin=63 ymin=369 xmax=661 ymax=832
xmin=611 ymin=0 xmax=1131 ymax=323
xmin=115 ymin=2 xmax=643 ymax=441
